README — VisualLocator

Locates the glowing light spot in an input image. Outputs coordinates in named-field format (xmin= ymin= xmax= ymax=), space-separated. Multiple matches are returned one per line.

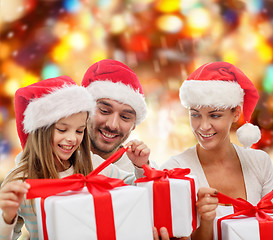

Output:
xmin=63 ymin=0 xmax=81 ymax=13
xmin=222 ymin=50 xmax=238 ymax=64
xmin=22 ymin=73 xmax=39 ymax=87
xmin=67 ymin=32 xmax=88 ymax=51
xmin=51 ymin=42 xmax=70 ymax=63
xmin=156 ymin=14 xmax=183 ymax=33
xmin=4 ymin=78 xmax=20 ymax=96
xmin=155 ymin=0 xmax=181 ymax=13
xmin=110 ymin=14 xmax=127 ymax=34
xmin=42 ymin=64 xmax=61 ymax=79
xmin=187 ymin=8 xmax=211 ymax=37
xmin=263 ymin=65 xmax=273 ymax=93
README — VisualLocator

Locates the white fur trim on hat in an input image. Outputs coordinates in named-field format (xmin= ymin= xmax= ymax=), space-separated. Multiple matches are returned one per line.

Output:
xmin=23 ymin=85 xmax=95 ymax=133
xmin=86 ymin=80 xmax=147 ymax=125
xmin=179 ymin=80 xmax=244 ymax=109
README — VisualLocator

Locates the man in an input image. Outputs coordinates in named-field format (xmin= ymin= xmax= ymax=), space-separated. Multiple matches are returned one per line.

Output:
xmin=81 ymin=59 xmax=157 ymax=172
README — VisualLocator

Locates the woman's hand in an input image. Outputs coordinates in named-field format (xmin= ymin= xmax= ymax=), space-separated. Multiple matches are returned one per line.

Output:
xmin=191 ymin=187 xmax=218 ymax=240
xmin=0 ymin=181 xmax=30 ymax=224
xmin=125 ymin=140 xmax=150 ymax=168
xmin=196 ymin=187 xmax=218 ymax=223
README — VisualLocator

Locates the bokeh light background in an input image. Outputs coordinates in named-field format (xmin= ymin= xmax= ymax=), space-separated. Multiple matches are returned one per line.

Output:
xmin=1 ymin=0 xmax=273 ymax=185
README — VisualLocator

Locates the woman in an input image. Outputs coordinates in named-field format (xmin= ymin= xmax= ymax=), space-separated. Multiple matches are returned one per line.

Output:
xmin=158 ymin=62 xmax=273 ymax=240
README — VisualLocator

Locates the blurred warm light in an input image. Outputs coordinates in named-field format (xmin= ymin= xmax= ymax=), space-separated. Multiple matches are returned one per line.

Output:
xmin=67 ymin=32 xmax=88 ymax=51
xmin=0 ymin=0 xmax=27 ymax=22
xmin=256 ymin=39 xmax=272 ymax=63
xmin=222 ymin=50 xmax=238 ymax=65
xmin=78 ymin=11 xmax=94 ymax=30
xmin=186 ymin=8 xmax=211 ymax=36
xmin=180 ymin=0 xmax=200 ymax=14
xmin=89 ymin=49 xmax=108 ymax=63
xmin=51 ymin=42 xmax=70 ymax=63
xmin=110 ymin=14 xmax=127 ymax=34
xmin=21 ymin=73 xmax=39 ymax=87
xmin=267 ymin=95 xmax=273 ymax=114
xmin=2 ymin=61 xmax=26 ymax=79
xmin=4 ymin=78 xmax=20 ymax=97
xmin=156 ymin=14 xmax=183 ymax=33
xmin=155 ymin=0 xmax=181 ymax=13
xmin=53 ymin=21 xmax=70 ymax=39
xmin=0 ymin=42 xmax=10 ymax=59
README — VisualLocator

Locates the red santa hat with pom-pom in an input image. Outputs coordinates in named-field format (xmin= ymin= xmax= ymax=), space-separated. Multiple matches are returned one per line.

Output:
xmin=81 ymin=59 xmax=147 ymax=125
xmin=15 ymin=76 xmax=95 ymax=149
xmin=179 ymin=61 xmax=261 ymax=148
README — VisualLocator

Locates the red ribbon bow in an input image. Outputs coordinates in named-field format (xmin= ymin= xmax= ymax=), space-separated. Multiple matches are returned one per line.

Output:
xmin=135 ymin=165 xmax=197 ymax=237
xmin=217 ymin=190 xmax=273 ymax=240
xmin=135 ymin=165 xmax=191 ymax=182
xmin=26 ymin=147 xmax=128 ymax=240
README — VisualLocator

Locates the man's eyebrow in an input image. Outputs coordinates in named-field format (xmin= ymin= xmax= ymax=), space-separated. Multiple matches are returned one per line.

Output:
xmin=123 ymin=109 xmax=136 ymax=115
xmin=97 ymin=100 xmax=112 ymax=107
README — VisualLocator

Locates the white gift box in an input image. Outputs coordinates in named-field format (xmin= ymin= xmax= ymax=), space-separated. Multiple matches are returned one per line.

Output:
xmin=213 ymin=214 xmax=273 ymax=240
xmin=35 ymin=186 xmax=153 ymax=240
xmin=137 ymin=175 xmax=198 ymax=238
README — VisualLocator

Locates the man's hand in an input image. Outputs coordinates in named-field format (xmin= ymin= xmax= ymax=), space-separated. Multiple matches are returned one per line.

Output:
xmin=125 ymin=139 xmax=150 ymax=168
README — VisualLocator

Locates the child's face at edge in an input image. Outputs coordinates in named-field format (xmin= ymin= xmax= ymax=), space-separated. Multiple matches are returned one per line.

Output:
xmin=52 ymin=112 xmax=88 ymax=165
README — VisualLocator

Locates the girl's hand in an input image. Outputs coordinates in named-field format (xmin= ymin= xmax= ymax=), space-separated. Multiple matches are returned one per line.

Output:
xmin=0 ymin=181 xmax=30 ymax=224
xmin=125 ymin=140 xmax=150 ymax=168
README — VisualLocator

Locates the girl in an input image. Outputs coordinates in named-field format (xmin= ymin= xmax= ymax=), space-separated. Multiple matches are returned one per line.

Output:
xmin=0 ymin=76 xmax=149 ymax=239
xmin=157 ymin=62 xmax=273 ymax=240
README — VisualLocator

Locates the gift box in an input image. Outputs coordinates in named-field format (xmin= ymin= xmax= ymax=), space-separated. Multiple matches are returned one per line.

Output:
xmin=135 ymin=165 xmax=198 ymax=238
xmin=34 ymin=185 xmax=153 ymax=240
xmin=26 ymin=147 xmax=154 ymax=240
xmin=213 ymin=191 xmax=273 ymax=240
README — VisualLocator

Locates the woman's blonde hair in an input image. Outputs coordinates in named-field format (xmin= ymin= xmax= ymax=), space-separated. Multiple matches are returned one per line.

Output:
xmin=4 ymin=120 xmax=93 ymax=184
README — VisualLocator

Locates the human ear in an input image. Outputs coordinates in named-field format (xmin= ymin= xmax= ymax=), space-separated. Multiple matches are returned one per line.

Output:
xmin=233 ymin=106 xmax=242 ymax=122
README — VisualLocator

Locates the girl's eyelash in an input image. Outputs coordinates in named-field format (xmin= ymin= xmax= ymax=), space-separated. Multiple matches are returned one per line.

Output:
xmin=57 ymin=128 xmax=65 ymax=132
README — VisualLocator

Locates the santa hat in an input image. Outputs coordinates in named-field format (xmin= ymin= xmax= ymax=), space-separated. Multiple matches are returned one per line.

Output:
xmin=81 ymin=59 xmax=147 ymax=125
xmin=15 ymin=76 xmax=95 ymax=148
xmin=179 ymin=61 xmax=261 ymax=148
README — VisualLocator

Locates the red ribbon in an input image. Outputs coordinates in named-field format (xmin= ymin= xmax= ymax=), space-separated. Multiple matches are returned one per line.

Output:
xmin=26 ymin=147 xmax=128 ymax=240
xmin=135 ymin=165 xmax=197 ymax=237
xmin=216 ymin=190 xmax=273 ymax=240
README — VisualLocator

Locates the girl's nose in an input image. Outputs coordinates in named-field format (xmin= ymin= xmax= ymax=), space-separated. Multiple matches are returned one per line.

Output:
xmin=66 ymin=132 xmax=77 ymax=143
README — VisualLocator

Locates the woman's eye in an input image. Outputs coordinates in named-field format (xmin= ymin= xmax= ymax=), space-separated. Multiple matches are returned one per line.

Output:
xmin=211 ymin=114 xmax=221 ymax=118
xmin=76 ymin=130 xmax=84 ymax=134
xmin=190 ymin=114 xmax=199 ymax=118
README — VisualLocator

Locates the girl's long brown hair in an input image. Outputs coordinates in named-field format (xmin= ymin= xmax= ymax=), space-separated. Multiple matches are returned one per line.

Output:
xmin=4 ymin=121 xmax=93 ymax=184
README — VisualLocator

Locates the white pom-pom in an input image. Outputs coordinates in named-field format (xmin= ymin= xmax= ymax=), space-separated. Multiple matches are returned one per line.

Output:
xmin=236 ymin=123 xmax=261 ymax=148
